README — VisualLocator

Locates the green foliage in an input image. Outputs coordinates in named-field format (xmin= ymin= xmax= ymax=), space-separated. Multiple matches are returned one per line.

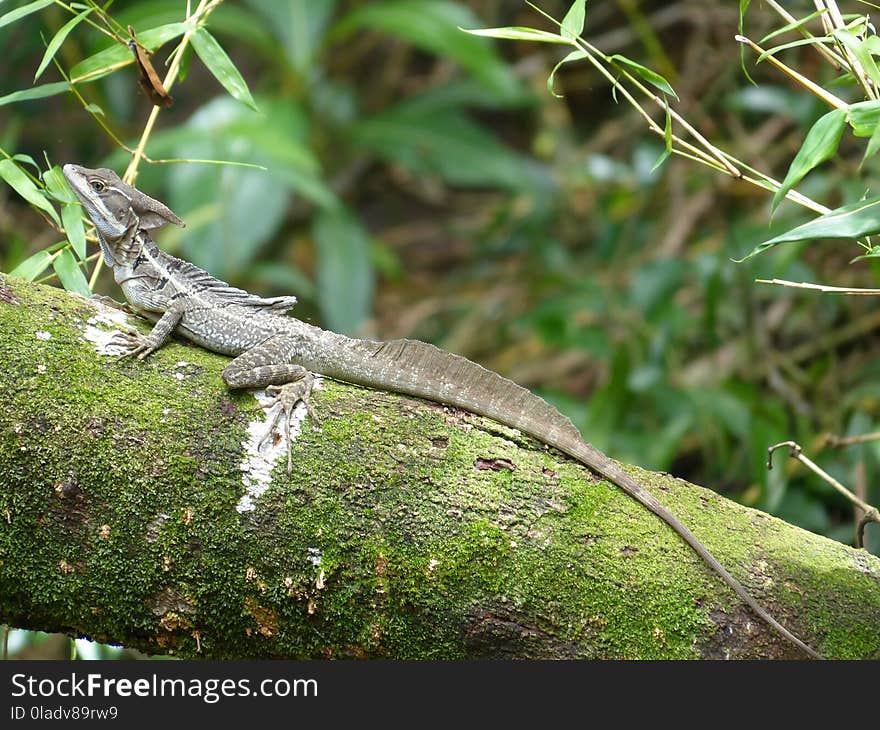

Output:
xmin=560 ymin=0 xmax=586 ymax=41
xmin=0 ymin=0 xmax=54 ymax=31
xmin=52 ymin=247 xmax=90 ymax=296
xmin=741 ymin=11 xmax=880 ymax=252
xmin=0 ymin=81 xmax=68 ymax=107
xmin=190 ymin=27 xmax=258 ymax=111
xmin=312 ymin=207 xmax=375 ymax=335
xmin=351 ymin=97 xmax=550 ymax=190
xmin=9 ymin=249 xmax=54 ymax=280
xmin=34 ymin=7 xmax=93 ymax=81
xmin=771 ymin=108 xmax=846 ymax=214
xmin=609 ymin=54 xmax=678 ymax=98
xmin=332 ymin=0 xmax=523 ymax=102
xmin=744 ymin=196 xmax=880 ymax=259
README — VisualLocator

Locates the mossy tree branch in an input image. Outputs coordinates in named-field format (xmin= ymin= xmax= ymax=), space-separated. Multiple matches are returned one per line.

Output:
xmin=0 ymin=273 xmax=878 ymax=659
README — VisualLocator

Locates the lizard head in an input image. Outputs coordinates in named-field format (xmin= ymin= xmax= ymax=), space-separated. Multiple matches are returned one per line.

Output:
xmin=62 ymin=164 xmax=184 ymax=265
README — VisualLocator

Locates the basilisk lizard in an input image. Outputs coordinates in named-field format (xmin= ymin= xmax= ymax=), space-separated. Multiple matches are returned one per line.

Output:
xmin=62 ymin=163 xmax=822 ymax=659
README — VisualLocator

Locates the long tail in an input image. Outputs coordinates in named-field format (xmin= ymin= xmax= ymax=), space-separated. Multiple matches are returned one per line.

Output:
xmin=308 ymin=334 xmax=822 ymax=658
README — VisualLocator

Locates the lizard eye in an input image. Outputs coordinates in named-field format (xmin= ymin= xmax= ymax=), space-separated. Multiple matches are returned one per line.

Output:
xmin=90 ymin=180 xmax=106 ymax=192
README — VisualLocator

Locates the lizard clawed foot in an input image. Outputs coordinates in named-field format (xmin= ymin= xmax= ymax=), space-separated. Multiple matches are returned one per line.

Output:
xmin=256 ymin=373 xmax=320 ymax=474
xmin=108 ymin=329 xmax=161 ymax=361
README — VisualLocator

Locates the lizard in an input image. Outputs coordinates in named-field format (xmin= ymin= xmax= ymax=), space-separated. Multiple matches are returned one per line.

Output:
xmin=61 ymin=163 xmax=823 ymax=659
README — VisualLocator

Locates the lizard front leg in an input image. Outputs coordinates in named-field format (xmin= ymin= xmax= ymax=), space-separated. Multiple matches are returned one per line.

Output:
xmin=222 ymin=336 xmax=321 ymax=472
xmin=111 ymin=300 xmax=185 ymax=361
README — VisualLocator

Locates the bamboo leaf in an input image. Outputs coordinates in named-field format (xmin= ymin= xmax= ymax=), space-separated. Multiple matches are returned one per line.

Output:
xmin=53 ymin=247 xmax=91 ymax=297
xmin=851 ymin=245 xmax=880 ymax=261
xmin=651 ymin=98 xmax=673 ymax=172
xmin=8 ymin=249 xmax=54 ymax=281
xmin=847 ymin=99 xmax=880 ymax=138
xmin=759 ymin=9 xmax=828 ymax=44
xmin=738 ymin=196 xmax=880 ymax=260
xmin=0 ymin=82 xmax=69 ymax=107
xmin=0 ymin=159 xmax=59 ymax=225
xmin=61 ymin=203 xmax=87 ymax=260
xmin=12 ymin=154 xmax=38 ymax=169
xmin=191 ymin=27 xmax=257 ymax=111
xmin=756 ymin=36 xmax=833 ymax=63
xmin=0 ymin=0 xmax=53 ymax=31
xmin=862 ymin=35 xmax=880 ymax=57
xmin=43 ymin=165 xmax=75 ymax=203
xmin=547 ymin=49 xmax=586 ymax=98
xmin=561 ymin=0 xmax=586 ymax=41
xmin=460 ymin=26 xmax=568 ymax=44
xmin=738 ymin=0 xmax=756 ymax=85
xmin=738 ymin=0 xmax=750 ymax=30
xmin=609 ymin=54 xmax=678 ymax=99
xmin=863 ymin=121 xmax=880 ymax=165
xmin=833 ymin=29 xmax=880 ymax=87
xmin=772 ymin=108 xmax=847 ymax=213
xmin=35 ymin=7 xmax=93 ymax=80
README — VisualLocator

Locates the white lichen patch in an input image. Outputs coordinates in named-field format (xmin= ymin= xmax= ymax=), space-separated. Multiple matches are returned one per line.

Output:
xmin=80 ymin=302 xmax=134 ymax=356
xmin=236 ymin=377 xmax=323 ymax=513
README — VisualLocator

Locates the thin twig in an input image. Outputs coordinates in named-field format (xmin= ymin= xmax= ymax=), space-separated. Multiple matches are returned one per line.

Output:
xmin=826 ymin=431 xmax=880 ymax=446
xmin=764 ymin=0 xmax=844 ymax=68
xmin=767 ymin=440 xmax=880 ymax=548
xmin=756 ymin=278 xmax=880 ymax=295
xmin=736 ymin=172 xmax=830 ymax=215
xmin=820 ymin=0 xmax=877 ymax=99
xmin=736 ymin=35 xmax=849 ymax=109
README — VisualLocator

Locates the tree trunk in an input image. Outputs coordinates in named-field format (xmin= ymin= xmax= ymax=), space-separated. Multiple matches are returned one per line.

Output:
xmin=0 ymin=273 xmax=878 ymax=659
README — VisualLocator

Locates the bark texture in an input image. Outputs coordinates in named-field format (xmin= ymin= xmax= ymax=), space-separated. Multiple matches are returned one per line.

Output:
xmin=0 ymin=273 xmax=878 ymax=659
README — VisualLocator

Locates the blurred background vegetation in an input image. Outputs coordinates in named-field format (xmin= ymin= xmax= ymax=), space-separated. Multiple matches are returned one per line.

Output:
xmin=2 ymin=0 xmax=880 ymax=657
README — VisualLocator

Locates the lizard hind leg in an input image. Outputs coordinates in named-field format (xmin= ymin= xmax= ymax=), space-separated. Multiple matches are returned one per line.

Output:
xmin=261 ymin=377 xmax=320 ymax=474
xmin=222 ymin=335 xmax=310 ymax=389
xmin=230 ymin=363 xmax=320 ymax=474
xmin=223 ymin=345 xmax=321 ymax=473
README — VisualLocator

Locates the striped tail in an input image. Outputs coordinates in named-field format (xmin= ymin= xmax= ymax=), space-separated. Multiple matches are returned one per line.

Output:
xmin=308 ymin=334 xmax=821 ymax=659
